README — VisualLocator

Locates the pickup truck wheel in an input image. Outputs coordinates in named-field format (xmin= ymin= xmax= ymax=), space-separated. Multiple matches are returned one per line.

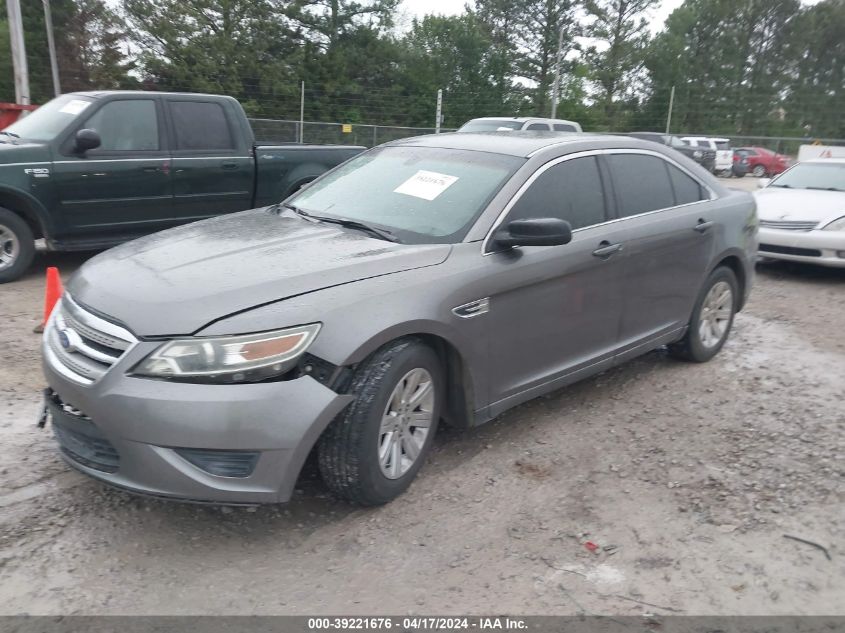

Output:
xmin=752 ymin=165 xmax=766 ymax=177
xmin=318 ymin=338 xmax=443 ymax=506
xmin=0 ymin=208 xmax=35 ymax=283
xmin=669 ymin=267 xmax=738 ymax=363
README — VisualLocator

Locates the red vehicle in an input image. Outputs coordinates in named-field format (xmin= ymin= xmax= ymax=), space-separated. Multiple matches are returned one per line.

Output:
xmin=734 ymin=146 xmax=789 ymax=177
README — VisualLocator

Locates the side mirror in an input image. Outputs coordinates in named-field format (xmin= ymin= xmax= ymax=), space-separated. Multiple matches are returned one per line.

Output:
xmin=493 ymin=218 xmax=572 ymax=248
xmin=74 ymin=128 xmax=101 ymax=153
xmin=757 ymin=178 xmax=770 ymax=189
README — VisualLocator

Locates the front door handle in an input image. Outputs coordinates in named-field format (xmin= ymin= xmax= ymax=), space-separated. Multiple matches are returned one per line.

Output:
xmin=141 ymin=166 xmax=160 ymax=173
xmin=221 ymin=162 xmax=239 ymax=170
xmin=695 ymin=219 xmax=714 ymax=233
xmin=592 ymin=241 xmax=623 ymax=258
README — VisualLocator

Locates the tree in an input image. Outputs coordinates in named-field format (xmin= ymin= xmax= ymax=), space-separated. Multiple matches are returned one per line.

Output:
xmin=583 ymin=0 xmax=658 ymax=130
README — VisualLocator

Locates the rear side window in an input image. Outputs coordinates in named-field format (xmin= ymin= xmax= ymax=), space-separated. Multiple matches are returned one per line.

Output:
xmin=553 ymin=123 xmax=576 ymax=132
xmin=607 ymin=154 xmax=676 ymax=217
xmin=508 ymin=156 xmax=607 ymax=230
xmin=525 ymin=123 xmax=550 ymax=130
xmin=83 ymin=100 xmax=159 ymax=151
xmin=666 ymin=163 xmax=706 ymax=205
xmin=170 ymin=101 xmax=235 ymax=151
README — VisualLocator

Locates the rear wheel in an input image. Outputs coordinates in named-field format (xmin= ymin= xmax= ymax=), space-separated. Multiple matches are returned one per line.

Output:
xmin=0 ymin=208 xmax=35 ymax=284
xmin=318 ymin=338 xmax=443 ymax=505
xmin=669 ymin=267 xmax=738 ymax=363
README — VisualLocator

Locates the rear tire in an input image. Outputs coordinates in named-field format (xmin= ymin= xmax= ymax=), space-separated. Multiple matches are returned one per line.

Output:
xmin=0 ymin=208 xmax=35 ymax=284
xmin=318 ymin=338 xmax=443 ymax=505
xmin=669 ymin=267 xmax=738 ymax=363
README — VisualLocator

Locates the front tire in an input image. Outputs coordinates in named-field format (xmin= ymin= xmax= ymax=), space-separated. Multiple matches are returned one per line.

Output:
xmin=752 ymin=164 xmax=766 ymax=177
xmin=318 ymin=338 xmax=443 ymax=505
xmin=669 ymin=267 xmax=738 ymax=363
xmin=0 ymin=208 xmax=35 ymax=283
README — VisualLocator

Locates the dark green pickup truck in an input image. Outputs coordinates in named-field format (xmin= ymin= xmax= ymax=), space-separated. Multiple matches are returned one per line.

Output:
xmin=0 ymin=91 xmax=364 ymax=282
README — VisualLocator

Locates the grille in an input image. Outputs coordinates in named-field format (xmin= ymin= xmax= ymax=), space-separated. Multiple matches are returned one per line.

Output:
xmin=52 ymin=411 xmax=120 ymax=473
xmin=759 ymin=243 xmax=822 ymax=257
xmin=759 ymin=219 xmax=819 ymax=232
xmin=44 ymin=295 xmax=135 ymax=385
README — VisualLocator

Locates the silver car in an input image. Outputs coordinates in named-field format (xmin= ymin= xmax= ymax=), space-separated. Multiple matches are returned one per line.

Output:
xmin=755 ymin=159 xmax=845 ymax=267
xmin=41 ymin=133 xmax=757 ymax=505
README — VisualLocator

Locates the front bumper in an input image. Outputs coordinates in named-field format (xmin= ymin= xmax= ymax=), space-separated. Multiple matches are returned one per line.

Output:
xmin=758 ymin=227 xmax=845 ymax=268
xmin=42 ymin=327 xmax=353 ymax=504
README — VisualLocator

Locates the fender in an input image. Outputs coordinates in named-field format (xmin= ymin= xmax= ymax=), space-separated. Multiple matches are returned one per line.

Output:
xmin=0 ymin=185 xmax=54 ymax=239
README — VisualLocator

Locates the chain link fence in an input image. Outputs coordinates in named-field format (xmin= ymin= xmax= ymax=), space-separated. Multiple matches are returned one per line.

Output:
xmin=674 ymin=133 xmax=845 ymax=158
xmin=249 ymin=119 xmax=456 ymax=147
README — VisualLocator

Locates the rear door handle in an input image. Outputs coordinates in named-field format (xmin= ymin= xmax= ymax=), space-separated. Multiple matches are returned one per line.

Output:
xmin=142 ymin=166 xmax=160 ymax=173
xmin=695 ymin=219 xmax=714 ymax=233
xmin=592 ymin=241 xmax=623 ymax=258
xmin=221 ymin=162 xmax=239 ymax=170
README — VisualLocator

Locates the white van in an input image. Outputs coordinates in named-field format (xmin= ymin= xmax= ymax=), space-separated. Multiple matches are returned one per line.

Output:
xmin=682 ymin=136 xmax=733 ymax=173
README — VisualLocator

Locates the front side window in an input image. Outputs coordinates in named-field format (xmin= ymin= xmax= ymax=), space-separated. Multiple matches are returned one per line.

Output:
xmin=526 ymin=123 xmax=550 ymax=131
xmin=83 ymin=100 xmax=159 ymax=151
xmin=507 ymin=157 xmax=607 ymax=230
xmin=608 ymin=154 xmax=676 ymax=217
xmin=288 ymin=146 xmax=523 ymax=244
xmin=170 ymin=101 xmax=235 ymax=151
xmin=553 ymin=123 xmax=576 ymax=132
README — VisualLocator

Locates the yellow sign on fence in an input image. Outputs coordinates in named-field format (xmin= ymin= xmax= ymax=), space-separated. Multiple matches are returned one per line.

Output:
xmin=341 ymin=124 xmax=352 ymax=133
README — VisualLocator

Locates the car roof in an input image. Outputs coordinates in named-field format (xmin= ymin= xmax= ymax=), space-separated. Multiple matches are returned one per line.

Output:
xmin=385 ymin=131 xmax=661 ymax=158
xmin=70 ymin=90 xmax=232 ymax=100
xmin=804 ymin=158 xmax=845 ymax=164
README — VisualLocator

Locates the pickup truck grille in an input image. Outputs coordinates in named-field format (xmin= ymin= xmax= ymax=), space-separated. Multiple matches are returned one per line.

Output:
xmin=759 ymin=219 xmax=819 ymax=232
xmin=44 ymin=295 xmax=136 ymax=385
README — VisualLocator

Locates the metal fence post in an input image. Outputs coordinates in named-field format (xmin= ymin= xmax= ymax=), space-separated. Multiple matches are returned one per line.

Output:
xmin=373 ymin=126 xmax=377 ymax=147
xmin=435 ymin=89 xmax=442 ymax=133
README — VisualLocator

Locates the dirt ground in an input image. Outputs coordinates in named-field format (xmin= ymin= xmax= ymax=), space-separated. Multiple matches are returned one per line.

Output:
xmin=0 ymin=178 xmax=842 ymax=616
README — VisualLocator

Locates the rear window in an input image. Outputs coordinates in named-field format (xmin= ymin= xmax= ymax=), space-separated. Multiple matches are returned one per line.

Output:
xmin=170 ymin=101 xmax=235 ymax=151
xmin=525 ymin=123 xmax=550 ymax=130
xmin=553 ymin=123 xmax=577 ymax=132
xmin=608 ymin=154 xmax=676 ymax=217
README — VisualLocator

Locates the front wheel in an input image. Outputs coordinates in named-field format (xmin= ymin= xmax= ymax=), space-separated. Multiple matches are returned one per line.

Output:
xmin=0 ymin=208 xmax=35 ymax=284
xmin=669 ymin=267 xmax=738 ymax=362
xmin=752 ymin=164 xmax=766 ymax=177
xmin=318 ymin=338 xmax=443 ymax=505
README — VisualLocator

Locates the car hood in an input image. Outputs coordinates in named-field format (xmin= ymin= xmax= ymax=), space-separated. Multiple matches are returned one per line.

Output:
xmin=68 ymin=208 xmax=452 ymax=336
xmin=754 ymin=188 xmax=845 ymax=224
xmin=0 ymin=139 xmax=50 ymax=164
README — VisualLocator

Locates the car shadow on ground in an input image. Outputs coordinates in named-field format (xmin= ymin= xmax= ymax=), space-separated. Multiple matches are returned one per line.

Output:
xmin=755 ymin=259 xmax=845 ymax=284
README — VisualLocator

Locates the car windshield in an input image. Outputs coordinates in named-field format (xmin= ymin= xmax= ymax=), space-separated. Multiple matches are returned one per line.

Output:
xmin=770 ymin=163 xmax=845 ymax=191
xmin=287 ymin=146 xmax=524 ymax=244
xmin=2 ymin=95 xmax=93 ymax=142
xmin=458 ymin=120 xmax=524 ymax=132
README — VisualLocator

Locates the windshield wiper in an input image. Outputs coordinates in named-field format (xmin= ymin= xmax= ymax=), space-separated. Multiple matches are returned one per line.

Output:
xmin=770 ymin=183 xmax=791 ymax=188
xmin=0 ymin=130 xmax=20 ymax=139
xmin=805 ymin=186 xmax=842 ymax=192
xmin=280 ymin=203 xmax=399 ymax=242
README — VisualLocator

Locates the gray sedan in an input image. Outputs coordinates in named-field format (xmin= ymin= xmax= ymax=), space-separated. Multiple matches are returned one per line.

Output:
xmin=41 ymin=133 xmax=758 ymax=505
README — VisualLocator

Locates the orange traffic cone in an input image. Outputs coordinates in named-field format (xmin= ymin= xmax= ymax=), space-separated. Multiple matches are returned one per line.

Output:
xmin=33 ymin=267 xmax=63 ymax=334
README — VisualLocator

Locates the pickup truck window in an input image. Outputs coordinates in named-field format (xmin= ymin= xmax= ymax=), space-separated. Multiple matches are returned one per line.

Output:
xmin=553 ymin=123 xmax=576 ymax=132
xmin=2 ymin=94 xmax=92 ymax=141
xmin=289 ymin=146 xmax=523 ymax=244
xmin=84 ymin=100 xmax=159 ymax=151
xmin=608 ymin=154 xmax=676 ymax=217
xmin=509 ymin=157 xmax=607 ymax=229
xmin=170 ymin=101 xmax=235 ymax=151
xmin=526 ymin=123 xmax=549 ymax=130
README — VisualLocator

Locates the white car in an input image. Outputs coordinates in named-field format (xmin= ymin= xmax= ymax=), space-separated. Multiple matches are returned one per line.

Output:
xmin=682 ymin=136 xmax=733 ymax=173
xmin=754 ymin=159 xmax=845 ymax=267
xmin=458 ymin=117 xmax=583 ymax=133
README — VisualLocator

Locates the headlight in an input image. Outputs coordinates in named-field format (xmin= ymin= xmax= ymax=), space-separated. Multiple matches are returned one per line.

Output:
xmin=131 ymin=324 xmax=321 ymax=383
xmin=693 ymin=150 xmax=703 ymax=159
xmin=822 ymin=216 xmax=845 ymax=231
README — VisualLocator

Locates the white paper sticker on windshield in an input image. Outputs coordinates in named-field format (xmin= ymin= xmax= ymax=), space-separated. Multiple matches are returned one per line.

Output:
xmin=394 ymin=170 xmax=459 ymax=201
xmin=59 ymin=99 xmax=90 ymax=115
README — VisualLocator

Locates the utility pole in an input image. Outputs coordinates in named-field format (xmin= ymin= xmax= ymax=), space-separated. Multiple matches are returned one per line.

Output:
xmin=665 ymin=85 xmax=675 ymax=134
xmin=43 ymin=0 xmax=61 ymax=97
xmin=6 ymin=0 xmax=31 ymax=105
xmin=550 ymin=25 xmax=565 ymax=119
xmin=435 ymin=89 xmax=442 ymax=133
xmin=299 ymin=81 xmax=305 ymax=144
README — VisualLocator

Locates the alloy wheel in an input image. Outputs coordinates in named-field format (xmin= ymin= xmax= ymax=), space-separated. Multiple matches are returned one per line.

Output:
xmin=0 ymin=224 xmax=20 ymax=272
xmin=699 ymin=281 xmax=733 ymax=348
xmin=378 ymin=367 xmax=435 ymax=479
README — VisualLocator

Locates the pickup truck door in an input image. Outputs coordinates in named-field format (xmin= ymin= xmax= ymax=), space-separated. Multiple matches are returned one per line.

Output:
xmin=165 ymin=99 xmax=254 ymax=219
xmin=52 ymin=97 xmax=173 ymax=238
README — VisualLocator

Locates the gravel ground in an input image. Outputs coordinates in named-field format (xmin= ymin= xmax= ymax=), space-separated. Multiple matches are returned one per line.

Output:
xmin=0 ymin=178 xmax=842 ymax=615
